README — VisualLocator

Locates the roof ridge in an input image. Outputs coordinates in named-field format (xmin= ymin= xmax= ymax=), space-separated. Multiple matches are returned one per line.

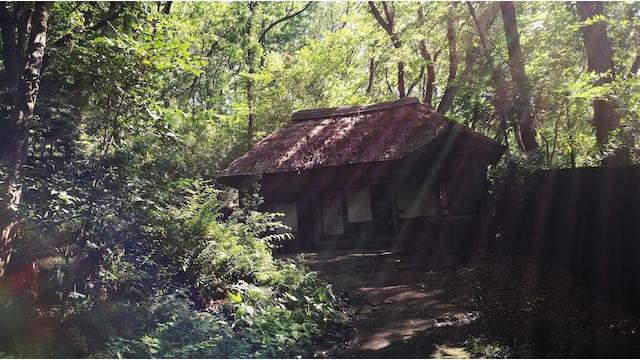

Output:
xmin=291 ymin=97 xmax=420 ymax=121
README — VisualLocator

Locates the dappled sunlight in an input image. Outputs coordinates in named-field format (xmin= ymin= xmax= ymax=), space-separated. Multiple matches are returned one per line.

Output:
xmin=274 ymin=120 xmax=331 ymax=168
xmin=310 ymin=248 xmax=483 ymax=357
xmin=432 ymin=345 xmax=472 ymax=359
xmin=322 ymin=250 xmax=393 ymax=263
xmin=358 ymin=285 xmax=443 ymax=306
xmin=360 ymin=318 xmax=434 ymax=351
xmin=3 ymin=0 xmax=640 ymax=358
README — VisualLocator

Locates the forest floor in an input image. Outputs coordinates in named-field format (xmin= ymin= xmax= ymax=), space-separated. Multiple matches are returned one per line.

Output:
xmin=307 ymin=247 xmax=640 ymax=358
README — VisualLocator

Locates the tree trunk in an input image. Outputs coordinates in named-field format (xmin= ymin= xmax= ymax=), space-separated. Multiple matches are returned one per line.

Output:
xmin=0 ymin=2 xmax=49 ymax=279
xmin=0 ymin=3 xmax=33 ymax=91
xmin=576 ymin=1 xmax=626 ymax=164
xmin=245 ymin=2 xmax=257 ymax=146
xmin=397 ymin=61 xmax=406 ymax=98
xmin=437 ymin=3 xmax=500 ymax=115
xmin=465 ymin=3 xmax=513 ymax=145
xmin=366 ymin=58 xmax=376 ymax=94
xmin=436 ymin=7 xmax=458 ymax=114
xmin=417 ymin=5 xmax=436 ymax=107
xmin=500 ymin=1 xmax=538 ymax=152
xmin=368 ymin=1 xmax=405 ymax=98
xmin=245 ymin=2 xmax=311 ymax=145
xmin=630 ymin=54 xmax=640 ymax=77
xmin=419 ymin=40 xmax=436 ymax=107
xmin=466 ymin=2 xmax=489 ymax=52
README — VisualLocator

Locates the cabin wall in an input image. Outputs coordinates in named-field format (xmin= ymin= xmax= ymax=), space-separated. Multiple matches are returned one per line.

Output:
xmin=261 ymin=146 xmax=491 ymax=253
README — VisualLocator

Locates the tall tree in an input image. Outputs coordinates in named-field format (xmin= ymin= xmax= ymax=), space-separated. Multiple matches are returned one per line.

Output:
xmin=244 ymin=1 xmax=313 ymax=145
xmin=415 ymin=5 xmax=438 ymax=106
xmin=466 ymin=2 xmax=510 ymax=147
xmin=244 ymin=1 xmax=258 ymax=146
xmin=368 ymin=1 xmax=406 ymax=98
xmin=0 ymin=2 xmax=50 ymax=279
xmin=436 ymin=3 xmax=500 ymax=116
xmin=499 ymin=1 xmax=538 ymax=152
xmin=576 ymin=1 xmax=626 ymax=164
xmin=436 ymin=3 xmax=458 ymax=114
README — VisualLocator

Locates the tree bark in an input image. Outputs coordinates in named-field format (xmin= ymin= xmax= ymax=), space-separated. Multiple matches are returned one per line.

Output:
xmin=162 ymin=1 xmax=172 ymax=15
xmin=366 ymin=58 xmax=376 ymax=94
xmin=419 ymin=41 xmax=436 ymax=107
xmin=500 ymin=1 xmax=538 ymax=152
xmin=0 ymin=3 xmax=33 ymax=91
xmin=437 ymin=3 xmax=500 ymax=116
xmin=245 ymin=2 xmax=257 ymax=146
xmin=630 ymin=54 xmax=640 ymax=77
xmin=368 ymin=1 xmax=405 ymax=98
xmin=436 ymin=6 xmax=458 ymax=114
xmin=0 ymin=2 xmax=50 ymax=279
xmin=417 ymin=7 xmax=436 ymax=107
xmin=466 ymin=2 xmax=489 ymax=52
xmin=576 ymin=1 xmax=626 ymax=164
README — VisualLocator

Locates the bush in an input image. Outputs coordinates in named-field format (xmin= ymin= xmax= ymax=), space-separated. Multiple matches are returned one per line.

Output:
xmin=6 ymin=179 xmax=345 ymax=358
xmin=96 ymin=293 xmax=250 ymax=359
xmin=192 ymin=195 xmax=345 ymax=358
xmin=228 ymin=263 xmax=344 ymax=358
xmin=6 ymin=151 xmax=346 ymax=359
xmin=194 ymin=210 xmax=285 ymax=298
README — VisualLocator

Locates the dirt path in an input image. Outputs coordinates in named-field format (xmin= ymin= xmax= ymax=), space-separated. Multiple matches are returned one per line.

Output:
xmin=308 ymin=248 xmax=483 ymax=358
xmin=309 ymin=248 xmax=640 ymax=358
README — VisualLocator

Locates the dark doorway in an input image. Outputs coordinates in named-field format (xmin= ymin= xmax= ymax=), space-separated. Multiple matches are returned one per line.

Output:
xmin=298 ymin=194 xmax=319 ymax=251
xmin=371 ymin=184 xmax=395 ymax=236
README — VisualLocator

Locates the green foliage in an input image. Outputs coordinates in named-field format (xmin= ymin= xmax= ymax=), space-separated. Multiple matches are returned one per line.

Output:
xmin=465 ymin=337 xmax=511 ymax=359
xmin=227 ymin=263 xmax=343 ymax=358
xmin=96 ymin=293 xmax=250 ymax=359
xmin=489 ymin=152 xmax=543 ymax=197
xmin=4 ymin=0 xmax=640 ymax=358
xmin=195 ymin=210 xmax=287 ymax=297
xmin=6 ymin=173 xmax=344 ymax=358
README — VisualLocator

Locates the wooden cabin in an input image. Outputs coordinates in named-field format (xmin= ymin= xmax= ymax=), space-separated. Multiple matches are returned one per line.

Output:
xmin=218 ymin=98 xmax=504 ymax=253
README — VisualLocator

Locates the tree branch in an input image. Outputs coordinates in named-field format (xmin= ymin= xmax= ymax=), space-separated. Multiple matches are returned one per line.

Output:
xmin=417 ymin=6 xmax=436 ymax=106
xmin=437 ymin=3 xmax=500 ymax=114
xmin=366 ymin=57 xmax=376 ymax=94
xmin=629 ymin=54 xmax=640 ymax=77
xmin=89 ymin=2 xmax=126 ymax=31
xmin=384 ymin=67 xmax=394 ymax=94
xmin=162 ymin=1 xmax=172 ymax=15
xmin=369 ymin=1 xmax=403 ymax=97
xmin=368 ymin=2 xmax=392 ymax=36
xmin=51 ymin=2 xmax=125 ymax=50
xmin=437 ymin=5 xmax=458 ymax=114
xmin=382 ymin=2 xmax=394 ymax=29
xmin=466 ymin=1 xmax=489 ymax=52
xmin=407 ymin=64 xmax=425 ymax=96
xmin=258 ymin=2 xmax=313 ymax=45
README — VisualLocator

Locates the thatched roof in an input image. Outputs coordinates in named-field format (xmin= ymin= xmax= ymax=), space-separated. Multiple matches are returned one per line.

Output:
xmin=220 ymin=98 xmax=502 ymax=178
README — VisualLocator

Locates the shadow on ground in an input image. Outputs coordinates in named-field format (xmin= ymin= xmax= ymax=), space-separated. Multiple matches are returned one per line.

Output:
xmin=307 ymin=248 xmax=640 ymax=358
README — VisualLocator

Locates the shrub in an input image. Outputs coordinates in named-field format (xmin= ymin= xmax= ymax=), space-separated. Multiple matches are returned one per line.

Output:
xmin=194 ymin=211 xmax=282 ymax=298
xmin=96 ymin=293 xmax=250 ymax=359
xmin=228 ymin=263 xmax=344 ymax=358
xmin=7 ymin=175 xmax=345 ymax=358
